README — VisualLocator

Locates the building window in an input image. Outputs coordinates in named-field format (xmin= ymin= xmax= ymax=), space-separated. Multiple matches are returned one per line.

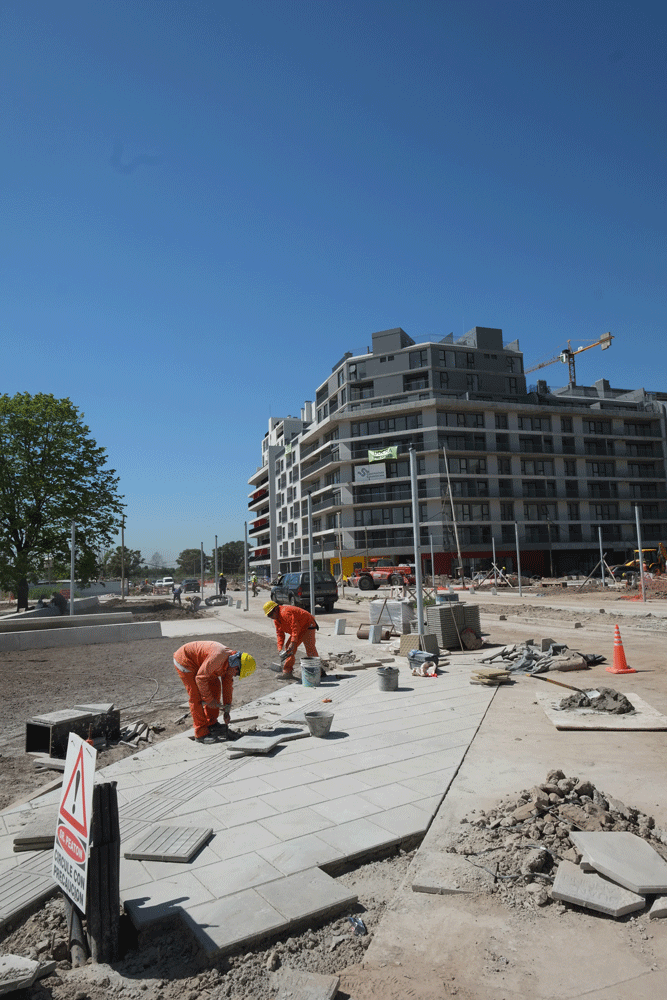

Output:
xmin=567 ymin=502 xmax=580 ymax=520
xmin=495 ymin=414 xmax=508 ymax=429
xmin=409 ymin=349 xmax=428 ymax=369
xmin=403 ymin=373 xmax=429 ymax=391
xmin=337 ymin=368 xmax=345 ymax=386
xmin=586 ymin=461 xmax=615 ymax=477
xmin=564 ymin=459 xmax=576 ymax=476
xmin=438 ymin=371 xmax=449 ymax=389
xmin=498 ymin=457 xmax=512 ymax=475
xmin=466 ymin=352 xmax=475 ymax=369
xmin=506 ymin=356 xmax=521 ymax=373
xmin=496 ymin=434 xmax=509 ymax=450
xmin=561 ymin=416 xmax=573 ymax=433
xmin=507 ymin=378 xmax=518 ymax=394
xmin=592 ymin=503 xmax=619 ymax=520
xmin=349 ymin=382 xmax=374 ymax=401
xmin=466 ymin=374 xmax=480 ymax=392
xmin=500 ymin=502 xmax=514 ymax=520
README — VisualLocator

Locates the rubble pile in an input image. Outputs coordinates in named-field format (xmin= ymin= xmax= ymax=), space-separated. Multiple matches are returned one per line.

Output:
xmin=449 ymin=770 xmax=667 ymax=912
xmin=558 ymin=687 xmax=635 ymax=714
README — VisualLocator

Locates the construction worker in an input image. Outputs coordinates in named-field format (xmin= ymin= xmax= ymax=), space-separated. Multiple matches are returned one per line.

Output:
xmin=173 ymin=641 xmax=256 ymax=744
xmin=219 ymin=574 xmax=227 ymax=596
xmin=263 ymin=600 xmax=322 ymax=679
xmin=251 ymin=572 xmax=258 ymax=596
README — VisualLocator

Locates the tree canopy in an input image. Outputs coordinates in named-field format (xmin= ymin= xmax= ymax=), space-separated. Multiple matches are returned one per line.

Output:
xmin=106 ymin=547 xmax=143 ymax=578
xmin=176 ymin=549 xmax=210 ymax=576
xmin=0 ymin=393 xmax=124 ymax=609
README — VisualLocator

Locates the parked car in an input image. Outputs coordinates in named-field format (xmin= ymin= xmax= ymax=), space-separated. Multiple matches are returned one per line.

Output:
xmin=181 ymin=579 xmax=200 ymax=593
xmin=155 ymin=577 xmax=174 ymax=587
xmin=270 ymin=571 xmax=338 ymax=612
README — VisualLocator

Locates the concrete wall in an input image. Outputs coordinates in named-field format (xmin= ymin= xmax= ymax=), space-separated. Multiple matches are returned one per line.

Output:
xmin=0 ymin=612 xmax=134 ymax=633
xmin=0 ymin=621 xmax=162 ymax=652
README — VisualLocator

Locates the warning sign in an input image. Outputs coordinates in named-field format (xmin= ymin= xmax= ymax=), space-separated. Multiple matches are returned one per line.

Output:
xmin=52 ymin=733 xmax=96 ymax=910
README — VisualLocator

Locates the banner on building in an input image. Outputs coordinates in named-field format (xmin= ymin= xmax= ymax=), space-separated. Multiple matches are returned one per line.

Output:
xmin=354 ymin=463 xmax=387 ymax=483
xmin=368 ymin=446 xmax=397 ymax=462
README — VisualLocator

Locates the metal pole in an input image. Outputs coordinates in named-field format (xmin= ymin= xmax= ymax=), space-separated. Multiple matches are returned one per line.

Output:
xmin=634 ymin=505 xmax=647 ymax=603
xmin=338 ymin=512 xmax=345 ymax=598
xmin=70 ymin=521 xmax=76 ymax=616
xmin=429 ymin=533 xmax=435 ymax=590
xmin=514 ymin=521 xmax=523 ymax=597
xmin=307 ymin=493 xmax=315 ymax=614
xmin=215 ymin=534 xmax=218 ymax=595
xmin=547 ymin=520 xmax=554 ymax=578
xmin=598 ymin=526 xmax=605 ymax=588
xmin=442 ymin=445 xmax=464 ymax=587
xmin=120 ymin=516 xmax=125 ymax=601
xmin=410 ymin=447 xmax=424 ymax=634
xmin=492 ymin=536 xmax=498 ymax=588
xmin=200 ymin=542 xmax=204 ymax=601
xmin=244 ymin=524 xmax=249 ymax=610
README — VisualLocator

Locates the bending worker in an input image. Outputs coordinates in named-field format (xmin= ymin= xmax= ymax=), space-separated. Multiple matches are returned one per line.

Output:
xmin=173 ymin=641 xmax=256 ymax=744
xmin=263 ymin=600 xmax=322 ymax=679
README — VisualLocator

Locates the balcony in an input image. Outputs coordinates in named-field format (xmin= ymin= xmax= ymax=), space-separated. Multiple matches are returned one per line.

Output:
xmin=248 ymin=487 xmax=268 ymax=508
xmin=249 ymin=518 xmax=269 ymax=535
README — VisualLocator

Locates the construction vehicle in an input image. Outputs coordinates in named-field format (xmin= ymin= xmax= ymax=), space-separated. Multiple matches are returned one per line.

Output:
xmin=610 ymin=545 xmax=666 ymax=579
xmin=350 ymin=558 xmax=416 ymax=591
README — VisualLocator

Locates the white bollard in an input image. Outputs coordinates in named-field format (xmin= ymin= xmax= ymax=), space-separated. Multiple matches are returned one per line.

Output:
xmin=334 ymin=618 xmax=346 ymax=635
xmin=368 ymin=624 xmax=382 ymax=644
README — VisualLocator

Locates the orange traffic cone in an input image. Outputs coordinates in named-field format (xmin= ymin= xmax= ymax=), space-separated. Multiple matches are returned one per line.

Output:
xmin=606 ymin=624 xmax=636 ymax=674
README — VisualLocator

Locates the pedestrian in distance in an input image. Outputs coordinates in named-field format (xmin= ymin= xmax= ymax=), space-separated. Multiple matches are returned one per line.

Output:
xmin=173 ymin=641 xmax=256 ymax=743
xmin=219 ymin=573 xmax=227 ymax=596
xmin=172 ymin=583 xmax=182 ymax=605
xmin=262 ymin=601 xmax=324 ymax=679
xmin=251 ymin=572 xmax=258 ymax=596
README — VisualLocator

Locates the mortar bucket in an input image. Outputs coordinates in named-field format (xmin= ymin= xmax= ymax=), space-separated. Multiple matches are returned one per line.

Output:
xmin=304 ymin=710 xmax=333 ymax=737
xmin=301 ymin=657 xmax=322 ymax=687
xmin=377 ymin=666 xmax=399 ymax=692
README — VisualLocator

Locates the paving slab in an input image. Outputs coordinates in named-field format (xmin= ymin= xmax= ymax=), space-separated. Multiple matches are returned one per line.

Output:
xmin=271 ymin=965 xmax=340 ymax=1000
xmin=650 ymin=896 xmax=667 ymax=919
xmin=255 ymin=867 xmax=357 ymax=924
xmin=551 ymin=859 xmax=646 ymax=917
xmin=0 ymin=868 xmax=57 ymax=928
xmin=569 ymin=831 xmax=667 ymax=893
xmin=123 ymin=825 xmax=212 ymax=862
xmin=0 ymin=955 xmax=56 ymax=995
xmin=182 ymin=887 xmax=288 ymax=956
xmin=536 ymin=690 xmax=667 ymax=730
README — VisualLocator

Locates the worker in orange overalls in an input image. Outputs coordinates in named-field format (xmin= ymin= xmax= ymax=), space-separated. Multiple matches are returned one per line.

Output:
xmin=173 ymin=641 xmax=256 ymax=743
xmin=263 ymin=601 xmax=322 ymax=678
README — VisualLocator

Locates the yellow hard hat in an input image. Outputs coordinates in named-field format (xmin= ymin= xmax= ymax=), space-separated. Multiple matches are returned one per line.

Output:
xmin=263 ymin=600 xmax=278 ymax=616
xmin=239 ymin=653 xmax=256 ymax=679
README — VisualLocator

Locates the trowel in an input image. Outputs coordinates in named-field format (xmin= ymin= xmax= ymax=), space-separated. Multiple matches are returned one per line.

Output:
xmin=529 ymin=675 xmax=601 ymax=698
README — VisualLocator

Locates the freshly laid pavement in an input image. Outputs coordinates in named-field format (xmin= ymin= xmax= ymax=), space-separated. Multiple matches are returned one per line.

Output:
xmin=2 ymin=588 xmax=667 ymax=997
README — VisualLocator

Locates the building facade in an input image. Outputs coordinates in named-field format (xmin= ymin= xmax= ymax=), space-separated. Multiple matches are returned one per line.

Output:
xmin=248 ymin=327 xmax=667 ymax=579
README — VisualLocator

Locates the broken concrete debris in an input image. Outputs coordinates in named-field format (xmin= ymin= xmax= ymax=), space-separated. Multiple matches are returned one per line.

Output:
xmin=483 ymin=641 xmax=605 ymax=676
xmin=558 ymin=687 xmax=635 ymax=715
xmin=448 ymin=771 xmax=667 ymax=919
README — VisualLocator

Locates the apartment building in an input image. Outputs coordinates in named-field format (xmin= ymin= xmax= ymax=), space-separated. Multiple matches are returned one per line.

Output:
xmin=248 ymin=327 xmax=667 ymax=579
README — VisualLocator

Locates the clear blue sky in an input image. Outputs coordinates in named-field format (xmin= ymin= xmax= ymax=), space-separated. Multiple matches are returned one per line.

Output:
xmin=2 ymin=0 xmax=665 ymax=565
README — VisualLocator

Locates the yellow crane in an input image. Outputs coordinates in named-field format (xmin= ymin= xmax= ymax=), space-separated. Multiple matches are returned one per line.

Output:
xmin=526 ymin=332 xmax=613 ymax=385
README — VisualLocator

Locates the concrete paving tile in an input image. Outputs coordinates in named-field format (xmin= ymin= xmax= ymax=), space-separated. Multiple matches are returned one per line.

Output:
xmin=0 ymin=868 xmax=56 ymax=927
xmin=217 ymin=775 xmax=277 ymax=803
xmin=315 ymin=817 xmax=400 ymax=859
xmin=261 ymin=784 xmax=327 ymax=812
xmin=305 ymin=774 xmax=373 ymax=798
xmin=119 ymin=857 xmax=150 ymax=892
xmin=398 ymin=768 xmax=458 ymax=797
xmin=551 ymin=860 xmax=646 ymax=917
xmin=222 ymin=797 xmax=280 ymax=829
xmin=167 ymin=788 xmax=230 ymax=816
xmin=121 ymin=797 xmax=179 ymax=824
xmin=368 ymin=803 xmax=433 ymax=838
xmin=649 ymin=896 xmax=667 ymax=919
xmin=16 ymin=851 xmax=55 ymax=877
xmin=258 ymin=807 xmax=335 ymax=841
xmin=207 ymin=823 xmax=281 ymax=861
xmin=358 ymin=784 xmax=424 ymax=810
xmin=182 ymin=887 xmax=287 ymax=957
xmin=310 ymin=794 xmax=381 ymax=824
xmin=257 ymin=834 xmax=345 ymax=876
xmin=124 ymin=825 xmax=212 ymax=863
xmin=569 ymin=831 xmax=667 ymax=894
xmin=123 ymin=870 xmax=217 ymax=928
xmin=271 ymin=966 xmax=340 ymax=1000
xmin=260 ymin=768 xmax=323 ymax=791
xmin=192 ymin=852 xmax=283 ymax=897
xmin=255 ymin=867 xmax=357 ymax=924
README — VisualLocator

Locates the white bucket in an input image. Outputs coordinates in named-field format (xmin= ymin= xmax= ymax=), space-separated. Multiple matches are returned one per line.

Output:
xmin=301 ymin=657 xmax=322 ymax=687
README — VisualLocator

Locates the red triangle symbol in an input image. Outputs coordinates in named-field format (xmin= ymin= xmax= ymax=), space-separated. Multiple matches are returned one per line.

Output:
xmin=59 ymin=746 xmax=88 ymax=838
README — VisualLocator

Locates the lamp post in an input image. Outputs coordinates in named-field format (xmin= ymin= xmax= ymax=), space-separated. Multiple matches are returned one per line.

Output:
xmin=307 ymin=492 xmax=315 ymax=614
xmin=547 ymin=520 xmax=554 ymax=578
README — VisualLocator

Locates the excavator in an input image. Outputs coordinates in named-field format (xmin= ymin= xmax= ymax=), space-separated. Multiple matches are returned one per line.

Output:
xmin=611 ymin=544 xmax=667 ymax=579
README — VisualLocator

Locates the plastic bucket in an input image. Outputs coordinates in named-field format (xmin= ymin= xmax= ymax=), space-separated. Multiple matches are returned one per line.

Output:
xmin=301 ymin=657 xmax=322 ymax=687
xmin=377 ymin=666 xmax=399 ymax=692
xmin=304 ymin=710 xmax=333 ymax=737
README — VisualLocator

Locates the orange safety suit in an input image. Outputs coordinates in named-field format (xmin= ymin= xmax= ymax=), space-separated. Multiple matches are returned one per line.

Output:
xmin=173 ymin=641 xmax=236 ymax=738
xmin=271 ymin=605 xmax=319 ymax=672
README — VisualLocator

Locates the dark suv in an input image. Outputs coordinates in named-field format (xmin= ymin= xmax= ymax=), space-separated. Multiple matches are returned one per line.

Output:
xmin=181 ymin=579 xmax=200 ymax=593
xmin=270 ymin=571 xmax=338 ymax=612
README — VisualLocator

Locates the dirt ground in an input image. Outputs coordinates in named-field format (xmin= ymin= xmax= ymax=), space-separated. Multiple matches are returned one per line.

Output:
xmin=2 ymin=590 xmax=667 ymax=1000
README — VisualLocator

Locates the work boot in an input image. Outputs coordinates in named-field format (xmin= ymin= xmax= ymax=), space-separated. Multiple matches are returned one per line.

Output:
xmin=208 ymin=721 xmax=228 ymax=737
xmin=195 ymin=733 xmax=220 ymax=744
xmin=277 ymin=671 xmax=295 ymax=681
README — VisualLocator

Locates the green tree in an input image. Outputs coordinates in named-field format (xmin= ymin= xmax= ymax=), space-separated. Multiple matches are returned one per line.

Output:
xmin=107 ymin=547 xmax=143 ymax=577
xmin=176 ymin=548 xmax=211 ymax=577
xmin=221 ymin=541 xmax=249 ymax=575
xmin=0 ymin=393 xmax=124 ymax=610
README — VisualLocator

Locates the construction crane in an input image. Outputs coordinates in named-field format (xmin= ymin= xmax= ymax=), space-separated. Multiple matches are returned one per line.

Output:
xmin=525 ymin=332 xmax=614 ymax=386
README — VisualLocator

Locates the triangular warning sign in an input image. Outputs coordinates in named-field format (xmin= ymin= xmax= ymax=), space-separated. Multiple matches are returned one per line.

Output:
xmin=59 ymin=745 xmax=88 ymax=838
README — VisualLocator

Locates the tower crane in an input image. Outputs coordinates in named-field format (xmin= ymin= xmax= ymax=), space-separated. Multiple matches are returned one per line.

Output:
xmin=525 ymin=332 xmax=613 ymax=386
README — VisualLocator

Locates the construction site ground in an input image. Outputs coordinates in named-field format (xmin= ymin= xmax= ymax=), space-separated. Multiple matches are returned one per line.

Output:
xmin=1 ymin=582 xmax=667 ymax=999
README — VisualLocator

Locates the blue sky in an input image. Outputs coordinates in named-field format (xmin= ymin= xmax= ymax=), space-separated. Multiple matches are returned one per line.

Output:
xmin=2 ymin=0 xmax=665 ymax=565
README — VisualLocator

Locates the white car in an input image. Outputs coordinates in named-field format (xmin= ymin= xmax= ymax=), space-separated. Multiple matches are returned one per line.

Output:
xmin=155 ymin=577 xmax=174 ymax=587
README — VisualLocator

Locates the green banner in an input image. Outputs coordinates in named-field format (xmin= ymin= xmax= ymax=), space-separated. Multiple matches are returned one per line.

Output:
xmin=368 ymin=446 xmax=398 ymax=462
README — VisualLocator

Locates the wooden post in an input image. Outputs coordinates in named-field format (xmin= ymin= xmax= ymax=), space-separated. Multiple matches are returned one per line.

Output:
xmin=86 ymin=781 xmax=120 ymax=963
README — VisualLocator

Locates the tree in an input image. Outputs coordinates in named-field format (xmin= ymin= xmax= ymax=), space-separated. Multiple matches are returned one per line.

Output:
xmin=176 ymin=548 xmax=211 ymax=577
xmin=107 ymin=547 xmax=143 ymax=578
xmin=220 ymin=541 xmax=249 ymax=575
xmin=0 ymin=393 xmax=124 ymax=610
